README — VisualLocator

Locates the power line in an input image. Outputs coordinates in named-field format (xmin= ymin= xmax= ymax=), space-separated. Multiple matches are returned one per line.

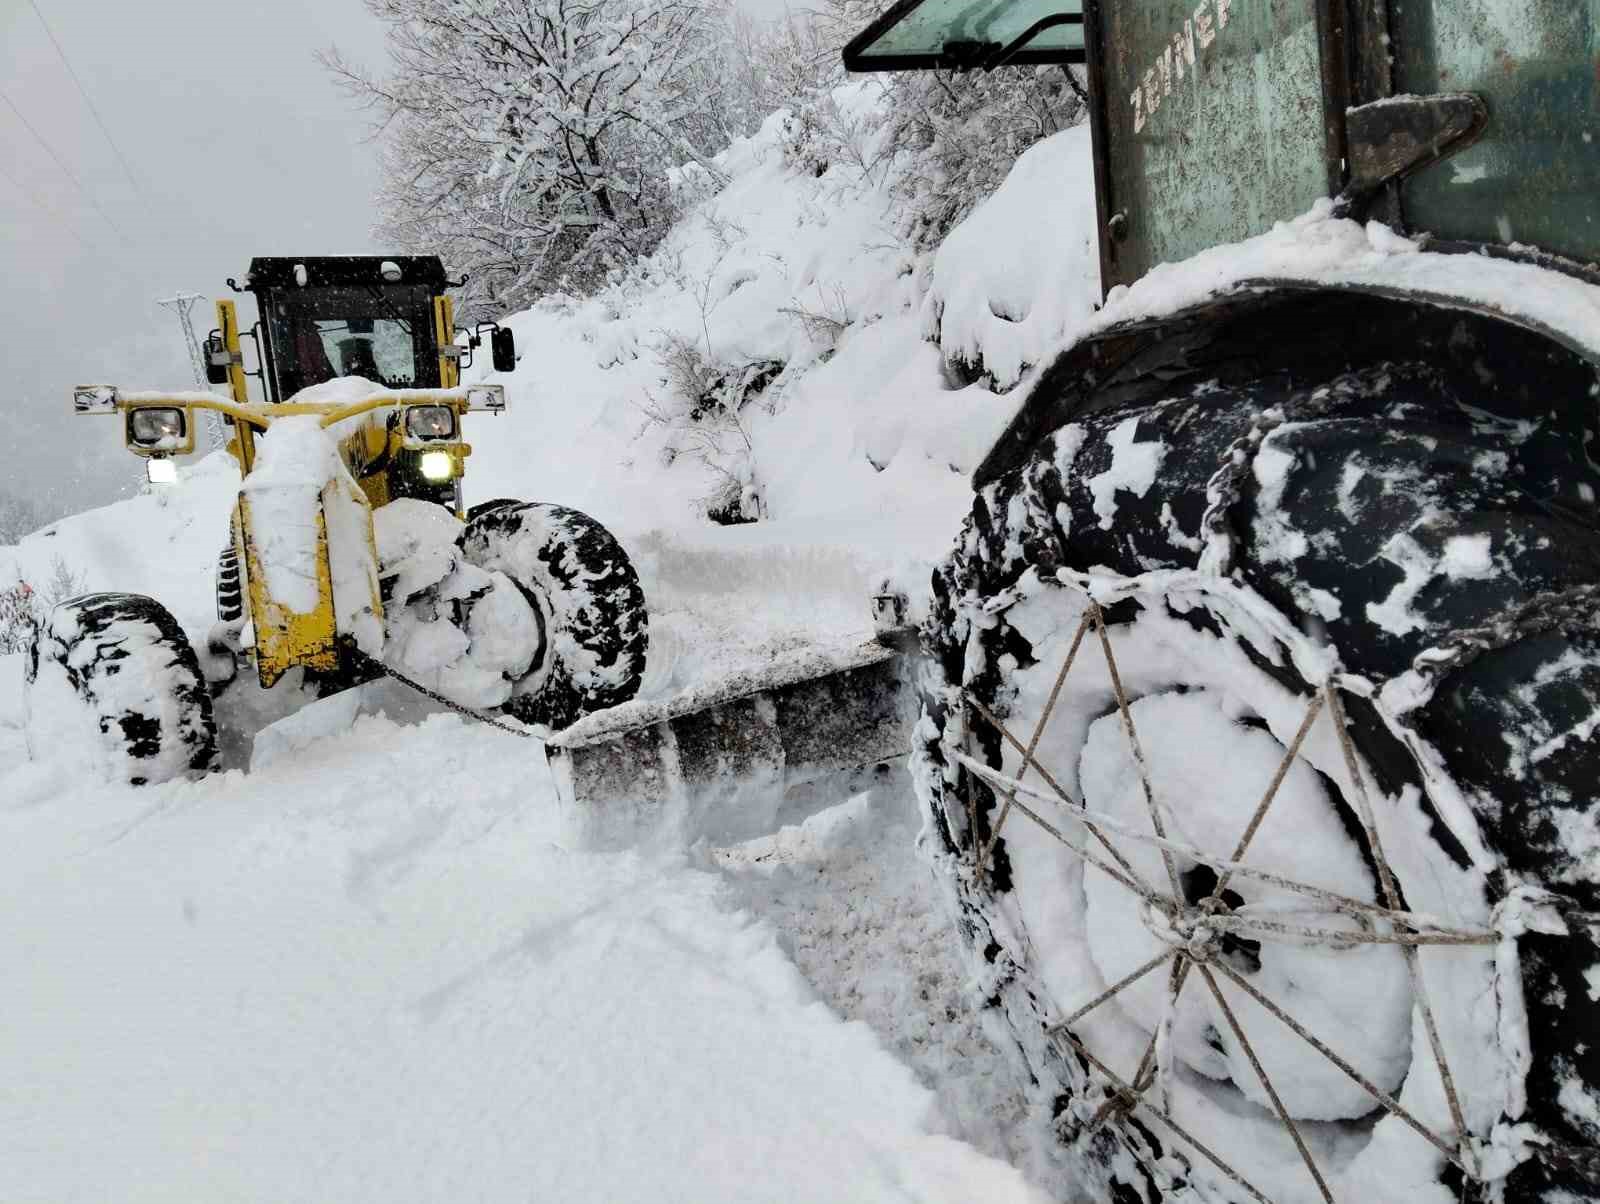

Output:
xmin=0 ymin=158 xmax=150 ymax=300
xmin=0 ymin=88 xmax=126 ymax=238
xmin=0 ymin=157 xmax=99 ymax=255
xmin=27 ymin=0 xmax=147 ymax=199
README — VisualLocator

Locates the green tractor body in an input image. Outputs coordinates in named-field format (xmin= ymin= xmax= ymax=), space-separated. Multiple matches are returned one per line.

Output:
xmin=846 ymin=4 xmax=1600 ymax=1202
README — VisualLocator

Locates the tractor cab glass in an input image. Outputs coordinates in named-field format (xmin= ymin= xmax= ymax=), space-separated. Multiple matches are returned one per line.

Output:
xmin=257 ymin=284 xmax=437 ymax=399
xmin=844 ymin=0 xmax=1083 ymax=69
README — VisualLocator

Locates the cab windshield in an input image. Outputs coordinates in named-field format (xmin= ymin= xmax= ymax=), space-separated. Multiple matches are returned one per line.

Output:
xmin=260 ymin=284 xmax=436 ymax=400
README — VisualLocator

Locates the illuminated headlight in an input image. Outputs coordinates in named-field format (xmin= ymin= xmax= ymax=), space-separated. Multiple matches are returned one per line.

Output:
xmin=405 ymin=405 xmax=456 ymax=440
xmin=419 ymin=451 xmax=455 ymax=481
xmin=146 ymin=458 xmax=178 ymax=485
xmin=129 ymin=407 xmax=187 ymax=448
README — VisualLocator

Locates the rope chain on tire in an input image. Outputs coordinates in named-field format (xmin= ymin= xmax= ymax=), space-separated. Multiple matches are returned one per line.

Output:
xmin=948 ymin=582 xmax=1587 ymax=1203
xmin=348 ymin=648 xmax=541 ymax=740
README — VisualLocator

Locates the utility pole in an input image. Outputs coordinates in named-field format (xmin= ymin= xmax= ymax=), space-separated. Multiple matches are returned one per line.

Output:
xmin=156 ymin=292 xmax=226 ymax=450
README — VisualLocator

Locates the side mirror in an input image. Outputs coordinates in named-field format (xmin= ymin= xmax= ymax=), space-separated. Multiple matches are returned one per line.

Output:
xmin=203 ymin=335 xmax=230 ymax=385
xmin=491 ymin=327 xmax=516 ymax=373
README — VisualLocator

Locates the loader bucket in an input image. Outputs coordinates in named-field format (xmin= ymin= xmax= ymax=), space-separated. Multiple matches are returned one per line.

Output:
xmin=544 ymin=639 xmax=913 ymax=849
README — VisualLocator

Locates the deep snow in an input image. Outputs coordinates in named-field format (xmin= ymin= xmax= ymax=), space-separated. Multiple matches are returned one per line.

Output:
xmin=0 ymin=700 xmax=1046 ymax=1203
xmin=8 ymin=63 xmax=1589 ymax=1202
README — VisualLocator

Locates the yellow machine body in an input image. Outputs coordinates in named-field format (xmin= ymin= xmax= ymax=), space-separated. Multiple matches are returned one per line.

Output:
xmin=74 ymin=293 xmax=505 ymax=691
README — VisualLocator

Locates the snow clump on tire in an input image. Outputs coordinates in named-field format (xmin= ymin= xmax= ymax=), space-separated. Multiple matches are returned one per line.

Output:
xmin=24 ymin=592 xmax=218 ymax=786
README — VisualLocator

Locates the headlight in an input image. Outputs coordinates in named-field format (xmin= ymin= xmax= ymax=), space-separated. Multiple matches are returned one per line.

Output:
xmin=146 ymin=458 xmax=178 ymax=485
xmin=419 ymin=451 xmax=455 ymax=481
xmin=405 ymin=405 xmax=456 ymax=440
xmin=128 ymin=407 xmax=187 ymax=448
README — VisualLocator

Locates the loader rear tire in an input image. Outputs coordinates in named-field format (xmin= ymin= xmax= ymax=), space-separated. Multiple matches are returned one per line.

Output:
xmin=215 ymin=545 xmax=243 ymax=623
xmin=918 ymin=361 xmax=1600 ymax=1202
xmin=465 ymin=497 xmax=520 ymax=522
xmin=460 ymin=502 xmax=647 ymax=730
xmin=24 ymin=592 xmax=218 ymax=786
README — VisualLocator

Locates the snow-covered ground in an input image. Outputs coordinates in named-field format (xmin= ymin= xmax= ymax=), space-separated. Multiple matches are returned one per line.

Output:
xmin=0 ymin=87 xmax=1101 ymax=1201
xmin=9 ymin=64 xmax=1597 ymax=1197
xmin=0 ymin=695 xmax=1051 ymax=1203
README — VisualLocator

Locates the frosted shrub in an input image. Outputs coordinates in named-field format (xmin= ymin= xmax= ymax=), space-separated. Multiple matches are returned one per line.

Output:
xmin=0 ymin=558 xmax=84 ymax=655
xmin=640 ymin=332 xmax=781 ymax=525
xmin=0 ymin=579 xmax=34 ymax=656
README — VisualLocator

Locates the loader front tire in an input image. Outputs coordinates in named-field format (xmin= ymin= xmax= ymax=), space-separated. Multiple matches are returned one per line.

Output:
xmin=24 ymin=592 xmax=218 ymax=786
xmin=919 ymin=358 xmax=1600 ymax=1202
xmin=460 ymin=502 xmax=647 ymax=729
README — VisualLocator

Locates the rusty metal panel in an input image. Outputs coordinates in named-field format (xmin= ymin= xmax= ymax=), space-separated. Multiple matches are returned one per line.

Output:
xmin=1096 ymin=0 xmax=1332 ymax=289
xmin=1395 ymin=1 xmax=1600 ymax=263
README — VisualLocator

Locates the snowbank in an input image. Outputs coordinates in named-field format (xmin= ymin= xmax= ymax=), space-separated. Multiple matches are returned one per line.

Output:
xmin=925 ymin=125 xmax=1101 ymax=389
xmin=0 ymin=451 xmax=239 ymax=650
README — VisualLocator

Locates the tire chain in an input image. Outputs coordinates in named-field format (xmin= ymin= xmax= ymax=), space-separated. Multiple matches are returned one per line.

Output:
xmin=1199 ymin=362 xmax=1449 ymax=576
xmin=347 ymin=647 xmax=540 ymax=740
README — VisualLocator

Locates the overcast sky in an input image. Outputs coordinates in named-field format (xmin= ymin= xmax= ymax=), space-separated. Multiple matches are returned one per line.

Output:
xmin=1 ymin=0 xmax=395 ymax=518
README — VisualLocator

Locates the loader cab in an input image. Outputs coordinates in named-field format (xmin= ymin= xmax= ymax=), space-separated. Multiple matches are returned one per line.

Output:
xmin=242 ymin=256 xmax=451 ymax=401
xmin=844 ymin=0 xmax=1600 ymax=291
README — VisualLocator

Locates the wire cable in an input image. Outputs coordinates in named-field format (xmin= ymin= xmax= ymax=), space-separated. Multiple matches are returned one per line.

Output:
xmin=0 ymin=157 xmax=100 ymax=255
xmin=0 ymin=89 xmax=126 ymax=237
xmin=27 ymin=0 xmax=147 ymax=199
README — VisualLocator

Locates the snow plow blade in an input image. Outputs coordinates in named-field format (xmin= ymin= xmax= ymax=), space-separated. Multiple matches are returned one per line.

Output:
xmin=544 ymin=638 xmax=913 ymax=849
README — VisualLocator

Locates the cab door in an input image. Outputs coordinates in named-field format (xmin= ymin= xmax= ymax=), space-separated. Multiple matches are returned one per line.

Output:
xmin=1392 ymin=0 xmax=1600 ymax=264
xmin=1091 ymin=0 xmax=1343 ymax=289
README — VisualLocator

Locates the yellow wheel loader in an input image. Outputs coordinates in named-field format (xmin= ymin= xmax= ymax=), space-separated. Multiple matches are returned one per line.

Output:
xmin=28 ymin=254 xmax=910 ymax=817
xmin=28 ymin=255 xmax=650 ymax=784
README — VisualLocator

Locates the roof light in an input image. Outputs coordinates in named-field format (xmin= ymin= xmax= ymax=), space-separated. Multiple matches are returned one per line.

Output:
xmin=380 ymin=260 xmax=403 ymax=282
xmin=293 ymin=263 xmax=308 ymax=287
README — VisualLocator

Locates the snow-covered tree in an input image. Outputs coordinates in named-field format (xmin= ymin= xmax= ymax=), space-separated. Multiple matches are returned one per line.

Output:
xmin=326 ymin=0 xmax=737 ymax=318
xmin=0 ymin=490 xmax=45 ymax=546
xmin=718 ymin=0 xmax=1085 ymax=248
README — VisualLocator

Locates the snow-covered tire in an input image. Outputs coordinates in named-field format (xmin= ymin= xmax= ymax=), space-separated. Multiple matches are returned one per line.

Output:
xmin=465 ymin=497 xmax=520 ymax=521
xmin=24 ymin=592 xmax=219 ymax=786
xmin=918 ymin=361 xmax=1600 ymax=1202
xmin=460 ymin=502 xmax=647 ymax=729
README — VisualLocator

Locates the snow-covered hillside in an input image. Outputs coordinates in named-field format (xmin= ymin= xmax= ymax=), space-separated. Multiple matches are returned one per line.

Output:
xmin=0 ymin=88 xmax=1100 ymax=1202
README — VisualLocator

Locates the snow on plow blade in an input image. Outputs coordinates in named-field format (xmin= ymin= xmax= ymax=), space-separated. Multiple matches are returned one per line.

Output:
xmin=545 ymin=639 xmax=913 ymax=849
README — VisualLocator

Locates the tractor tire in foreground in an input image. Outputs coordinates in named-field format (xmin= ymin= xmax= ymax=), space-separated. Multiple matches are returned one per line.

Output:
xmin=24 ymin=592 xmax=218 ymax=786
xmin=917 ymin=336 xmax=1600 ymax=1201
xmin=460 ymin=502 xmax=648 ymax=730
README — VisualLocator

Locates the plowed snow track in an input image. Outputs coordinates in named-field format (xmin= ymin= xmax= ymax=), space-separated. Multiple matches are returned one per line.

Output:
xmin=0 ymin=673 xmax=1051 ymax=1204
